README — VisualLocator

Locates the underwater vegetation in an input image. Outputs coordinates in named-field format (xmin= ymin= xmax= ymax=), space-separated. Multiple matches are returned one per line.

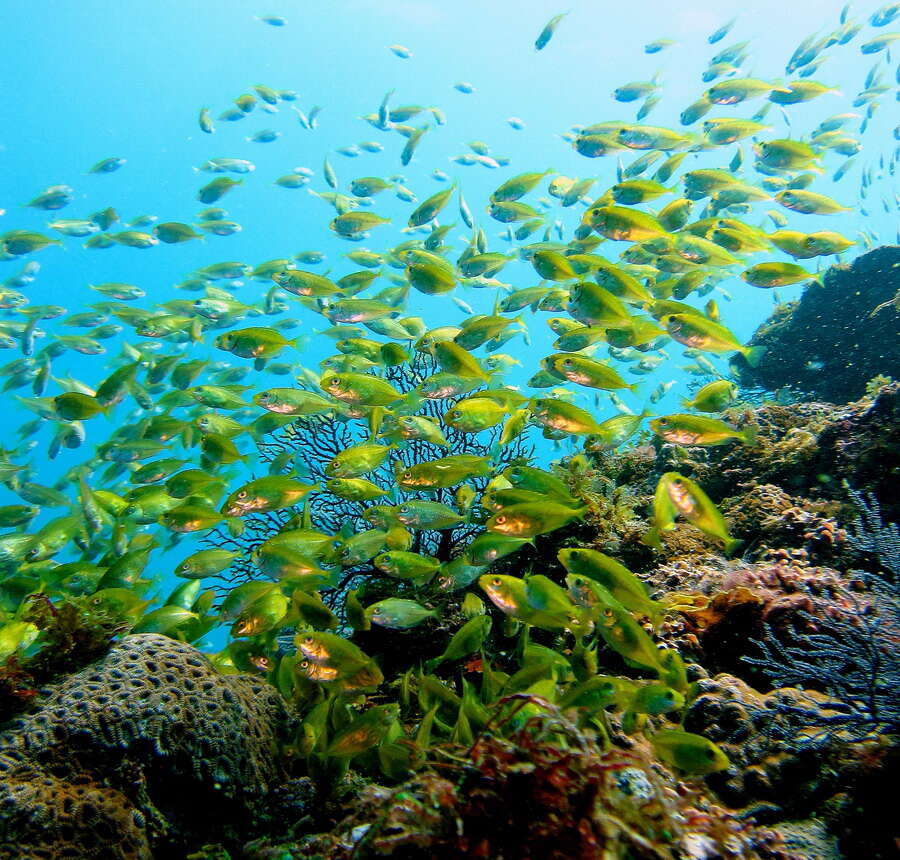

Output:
xmin=1 ymin=1 xmax=900 ymax=858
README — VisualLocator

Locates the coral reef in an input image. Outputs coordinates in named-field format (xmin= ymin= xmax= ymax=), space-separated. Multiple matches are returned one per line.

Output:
xmin=735 ymin=245 xmax=900 ymax=403
xmin=0 ymin=592 xmax=133 ymax=724
xmin=0 ymin=634 xmax=293 ymax=858
xmin=683 ymin=674 xmax=900 ymax=860
xmin=651 ymin=383 xmax=900 ymax=528
xmin=245 ymin=701 xmax=789 ymax=860
xmin=647 ymin=556 xmax=863 ymax=680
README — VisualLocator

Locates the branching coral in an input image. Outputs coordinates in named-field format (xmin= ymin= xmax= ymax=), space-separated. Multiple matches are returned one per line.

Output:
xmin=743 ymin=572 xmax=900 ymax=743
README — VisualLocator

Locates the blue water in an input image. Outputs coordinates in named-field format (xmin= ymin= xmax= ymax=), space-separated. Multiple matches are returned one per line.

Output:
xmin=2 ymin=0 xmax=898 ymax=639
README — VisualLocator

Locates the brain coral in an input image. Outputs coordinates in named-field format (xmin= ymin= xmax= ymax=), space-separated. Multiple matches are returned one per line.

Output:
xmin=0 ymin=633 xmax=292 ymax=858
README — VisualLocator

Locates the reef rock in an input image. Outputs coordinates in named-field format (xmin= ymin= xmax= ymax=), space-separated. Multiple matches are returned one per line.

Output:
xmin=649 ymin=556 xmax=862 ymax=681
xmin=683 ymin=673 xmax=900 ymax=860
xmin=654 ymin=382 xmax=900 ymax=526
xmin=0 ymin=633 xmax=293 ymax=859
xmin=736 ymin=245 xmax=900 ymax=403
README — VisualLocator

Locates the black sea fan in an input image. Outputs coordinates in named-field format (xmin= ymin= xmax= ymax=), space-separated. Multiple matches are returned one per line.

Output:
xmin=203 ymin=352 xmax=534 ymax=606
xmin=744 ymin=490 xmax=900 ymax=743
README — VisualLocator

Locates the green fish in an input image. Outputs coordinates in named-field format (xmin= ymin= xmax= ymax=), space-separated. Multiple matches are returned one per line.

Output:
xmin=645 ymin=472 xmax=742 ymax=555
xmin=408 ymin=185 xmax=455 ymax=226
xmin=396 ymin=454 xmax=491 ymax=490
xmin=465 ymin=534 xmax=531 ymax=566
xmin=366 ymin=598 xmax=438 ymax=628
xmin=254 ymin=388 xmax=336 ymax=415
xmin=214 ymin=326 xmax=300 ymax=359
xmin=326 ymin=443 xmax=395 ymax=478
xmin=629 ymin=683 xmax=685 ymax=714
xmin=558 ymin=548 xmax=663 ymax=624
xmin=443 ymin=397 xmax=508 ymax=433
xmin=741 ymin=262 xmax=819 ymax=288
xmin=325 ymin=704 xmax=400 ymax=757
xmin=681 ymin=380 xmax=738 ymax=412
xmin=320 ymin=372 xmax=404 ymax=406
xmin=775 ymin=189 xmax=851 ymax=215
xmin=479 ymin=574 xmax=577 ymax=631
xmin=426 ymin=615 xmax=492 ymax=671
xmin=650 ymin=414 xmax=756 ymax=446
xmin=529 ymin=398 xmax=605 ymax=435
xmin=374 ymin=550 xmax=441 ymax=582
xmin=175 ymin=548 xmax=240 ymax=579
xmin=53 ymin=392 xmax=107 ymax=420
xmin=197 ymin=176 xmax=242 ymax=204
xmin=486 ymin=502 xmax=585 ymax=537
xmin=543 ymin=353 xmax=637 ymax=392
xmin=535 ymin=12 xmax=568 ymax=50
xmin=221 ymin=476 xmax=317 ymax=516
xmin=651 ymin=729 xmax=730 ymax=774
xmin=325 ymin=477 xmax=387 ymax=501
xmin=395 ymin=500 xmax=464 ymax=530
xmin=663 ymin=313 xmax=765 ymax=366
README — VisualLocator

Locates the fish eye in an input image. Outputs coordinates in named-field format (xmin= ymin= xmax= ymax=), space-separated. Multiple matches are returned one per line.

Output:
xmin=402 ymin=471 xmax=412 ymax=479
xmin=659 ymin=417 xmax=669 ymax=425
xmin=302 ymin=635 xmax=314 ymax=645
xmin=300 ymin=660 xmax=309 ymax=668
xmin=495 ymin=515 xmax=506 ymax=524
xmin=563 ymin=358 xmax=573 ymax=367
xmin=491 ymin=577 xmax=502 ymax=586
xmin=236 ymin=490 xmax=247 ymax=499
xmin=329 ymin=376 xmax=340 ymax=385
xmin=399 ymin=505 xmax=409 ymax=513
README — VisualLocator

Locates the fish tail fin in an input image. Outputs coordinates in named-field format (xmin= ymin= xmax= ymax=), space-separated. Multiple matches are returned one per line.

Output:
xmin=723 ymin=537 xmax=743 ymax=558
xmin=743 ymin=345 xmax=766 ymax=368
xmin=741 ymin=424 xmax=759 ymax=446
xmin=641 ymin=527 xmax=663 ymax=551
xmin=225 ymin=517 xmax=245 ymax=538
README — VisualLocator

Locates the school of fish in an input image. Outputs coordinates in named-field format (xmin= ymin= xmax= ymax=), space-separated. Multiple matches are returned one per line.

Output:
xmin=2 ymin=3 xmax=899 ymax=775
